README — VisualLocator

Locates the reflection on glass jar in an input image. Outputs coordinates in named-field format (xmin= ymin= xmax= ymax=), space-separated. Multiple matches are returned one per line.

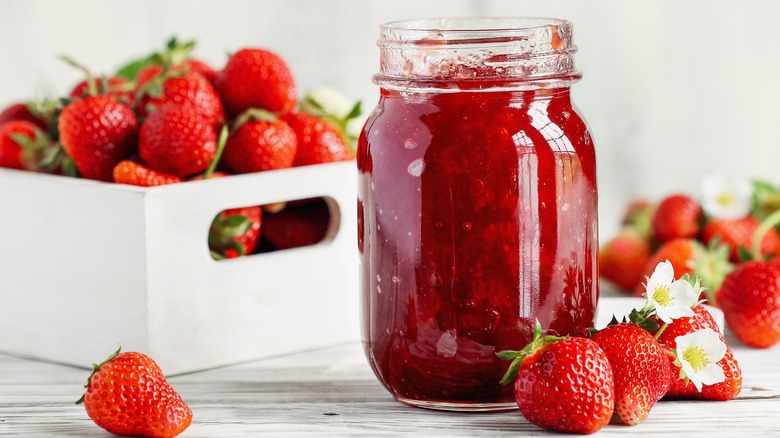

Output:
xmin=358 ymin=17 xmax=598 ymax=411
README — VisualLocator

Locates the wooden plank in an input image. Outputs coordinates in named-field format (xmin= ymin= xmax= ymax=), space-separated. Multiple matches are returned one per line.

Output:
xmin=1 ymin=337 xmax=779 ymax=436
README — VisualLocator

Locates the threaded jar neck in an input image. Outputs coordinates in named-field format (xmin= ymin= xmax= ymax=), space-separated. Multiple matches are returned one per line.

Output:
xmin=375 ymin=17 xmax=581 ymax=92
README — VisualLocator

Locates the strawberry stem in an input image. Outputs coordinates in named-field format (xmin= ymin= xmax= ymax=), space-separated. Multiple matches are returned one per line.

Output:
xmin=60 ymin=55 xmax=97 ymax=97
xmin=203 ymin=125 xmax=228 ymax=179
xmin=752 ymin=209 xmax=780 ymax=260
xmin=654 ymin=322 xmax=669 ymax=340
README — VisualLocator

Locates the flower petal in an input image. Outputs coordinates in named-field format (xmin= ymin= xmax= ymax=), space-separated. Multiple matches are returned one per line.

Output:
xmin=697 ymin=363 xmax=726 ymax=387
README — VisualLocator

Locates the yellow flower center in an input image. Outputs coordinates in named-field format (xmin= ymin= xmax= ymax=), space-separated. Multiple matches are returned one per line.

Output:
xmin=717 ymin=192 xmax=734 ymax=207
xmin=683 ymin=345 xmax=709 ymax=372
xmin=654 ymin=285 xmax=672 ymax=306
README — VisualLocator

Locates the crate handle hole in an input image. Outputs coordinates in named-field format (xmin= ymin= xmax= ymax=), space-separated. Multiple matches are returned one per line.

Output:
xmin=208 ymin=196 xmax=339 ymax=261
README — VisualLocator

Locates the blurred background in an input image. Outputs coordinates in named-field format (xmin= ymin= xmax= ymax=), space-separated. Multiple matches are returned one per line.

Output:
xmin=1 ymin=0 xmax=779 ymax=238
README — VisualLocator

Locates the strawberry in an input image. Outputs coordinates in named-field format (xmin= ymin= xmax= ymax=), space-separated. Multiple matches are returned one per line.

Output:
xmin=718 ymin=258 xmax=780 ymax=348
xmin=633 ymin=238 xmax=732 ymax=305
xmin=499 ymin=326 xmax=614 ymax=434
xmin=187 ymin=58 xmax=218 ymax=84
xmin=621 ymin=198 xmax=656 ymax=238
xmin=599 ymin=227 xmax=652 ymax=291
xmin=209 ymin=206 xmax=263 ymax=259
xmin=282 ymin=111 xmax=354 ymax=166
xmin=77 ymin=348 xmax=192 ymax=438
xmin=135 ymin=66 xmax=225 ymax=128
xmin=0 ymin=120 xmax=50 ymax=170
xmin=113 ymin=160 xmax=182 ymax=187
xmin=222 ymin=109 xmax=297 ymax=174
xmin=214 ymin=48 xmax=297 ymax=116
xmin=651 ymin=194 xmax=702 ymax=242
xmin=654 ymin=305 xmax=742 ymax=400
xmin=702 ymin=216 xmax=780 ymax=262
xmin=0 ymin=102 xmax=49 ymax=131
xmin=591 ymin=322 xmax=671 ymax=425
xmin=139 ymin=104 xmax=217 ymax=177
xmin=70 ymin=76 xmax=134 ymax=104
xmin=261 ymin=198 xmax=331 ymax=250
xmin=58 ymin=95 xmax=138 ymax=181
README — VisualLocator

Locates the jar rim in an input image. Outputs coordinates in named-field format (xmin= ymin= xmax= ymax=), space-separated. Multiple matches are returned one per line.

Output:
xmin=375 ymin=17 xmax=580 ymax=91
xmin=381 ymin=17 xmax=571 ymax=34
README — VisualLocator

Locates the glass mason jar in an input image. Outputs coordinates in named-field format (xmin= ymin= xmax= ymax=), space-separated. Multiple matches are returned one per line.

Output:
xmin=357 ymin=17 xmax=598 ymax=411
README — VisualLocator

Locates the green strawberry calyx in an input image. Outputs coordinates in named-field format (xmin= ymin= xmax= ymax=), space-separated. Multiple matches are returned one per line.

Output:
xmin=232 ymin=108 xmax=279 ymax=133
xmin=299 ymin=87 xmax=362 ymax=149
xmin=497 ymin=320 xmax=565 ymax=386
xmin=75 ymin=346 xmax=121 ymax=405
xmin=208 ymin=212 xmax=255 ymax=259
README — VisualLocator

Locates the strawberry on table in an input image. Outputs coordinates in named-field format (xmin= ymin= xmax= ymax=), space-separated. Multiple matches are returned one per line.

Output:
xmin=499 ymin=324 xmax=614 ymax=434
xmin=222 ymin=109 xmax=297 ymax=174
xmin=58 ymin=95 xmax=138 ymax=181
xmin=77 ymin=348 xmax=192 ymax=438
xmin=651 ymin=194 xmax=703 ymax=242
xmin=633 ymin=237 xmax=732 ymax=304
xmin=654 ymin=305 xmax=742 ymax=400
xmin=591 ymin=322 xmax=671 ymax=425
xmin=215 ymin=48 xmax=298 ymax=116
xmin=599 ymin=227 xmax=652 ymax=291
xmin=719 ymin=260 xmax=780 ymax=348
xmin=702 ymin=216 xmax=780 ymax=263
xmin=139 ymin=104 xmax=217 ymax=178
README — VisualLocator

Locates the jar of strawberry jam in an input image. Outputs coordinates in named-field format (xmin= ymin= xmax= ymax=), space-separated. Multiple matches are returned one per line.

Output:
xmin=357 ymin=17 xmax=598 ymax=411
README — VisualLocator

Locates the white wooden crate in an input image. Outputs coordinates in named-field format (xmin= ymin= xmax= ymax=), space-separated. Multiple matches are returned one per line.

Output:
xmin=0 ymin=162 xmax=359 ymax=374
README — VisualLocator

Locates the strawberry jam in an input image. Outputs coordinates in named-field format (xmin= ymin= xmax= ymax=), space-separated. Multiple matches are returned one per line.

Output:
xmin=358 ymin=18 xmax=598 ymax=410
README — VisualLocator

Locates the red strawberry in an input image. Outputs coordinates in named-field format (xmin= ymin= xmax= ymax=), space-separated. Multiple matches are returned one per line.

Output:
xmin=186 ymin=58 xmax=218 ymax=84
xmin=215 ymin=48 xmax=297 ymax=116
xmin=501 ymin=334 xmax=614 ymax=434
xmin=621 ymin=199 xmax=656 ymax=238
xmin=282 ymin=111 xmax=354 ymax=166
xmin=654 ymin=305 xmax=742 ymax=400
xmin=70 ymin=76 xmax=134 ymax=104
xmin=209 ymin=206 xmax=263 ymax=259
xmin=591 ymin=322 xmax=671 ymax=425
xmin=58 ymin=95 xmax=138 ymax=181
xmin=599 ymin=227 xmax=652 ymax=291
xmin=718 ymin=259 xmax=780 ymax=348
xmin=77 ymin=348 xmax=192 ymax=438
xmin=261 ymin=198 xmax=331 ymax=250
xmin=702 ymin=216 xmax=780 ymax=262
xmin=223 ymin=109 xmax=297 ymax=174
xmin=139 ymin=104 xmax=217 ymax=177
xmin=651 ymin=194 xmax=702 ymax=242
xmin=0 ymin=120 xmax=50 ymax=170
xmin=0 ymin=102 xmax=48 ymax=131
xmin=113 ymin=160 xmax=182 ymax=186
xmin=135 ymin=66 xmax=225 ymax=128
xmin=634 ymin=238 xmax=732 ymax=304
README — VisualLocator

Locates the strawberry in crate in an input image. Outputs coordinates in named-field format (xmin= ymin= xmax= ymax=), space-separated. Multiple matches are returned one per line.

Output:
xmin=601 ymin=175 xmax=780 ymax=349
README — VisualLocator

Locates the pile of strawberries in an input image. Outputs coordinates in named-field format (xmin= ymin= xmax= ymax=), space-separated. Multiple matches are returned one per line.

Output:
xmin=600 ymin=176 xmax=780 ymax=349
xmin=0 ymin=38 xmax=361 ymax=259
xmin=500 ymin=264 xmax=742 ymax=434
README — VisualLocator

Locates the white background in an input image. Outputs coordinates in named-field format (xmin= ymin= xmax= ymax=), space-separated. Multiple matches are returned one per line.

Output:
xmin=1 ymin=0 xmax=779 ymax=238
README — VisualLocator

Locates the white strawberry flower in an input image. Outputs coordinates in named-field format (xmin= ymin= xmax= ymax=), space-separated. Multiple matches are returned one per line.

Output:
xmin=644 ymin=260 xmax=698 ymax=323
xmin=674 ymin=328 xmax=727 ymax=391
xmin=700 ymin=174 xmax=752 ymax=219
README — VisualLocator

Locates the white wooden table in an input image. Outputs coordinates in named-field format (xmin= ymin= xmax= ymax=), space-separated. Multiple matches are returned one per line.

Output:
xmin=2 ymin=334 xmax=779 ymax=437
